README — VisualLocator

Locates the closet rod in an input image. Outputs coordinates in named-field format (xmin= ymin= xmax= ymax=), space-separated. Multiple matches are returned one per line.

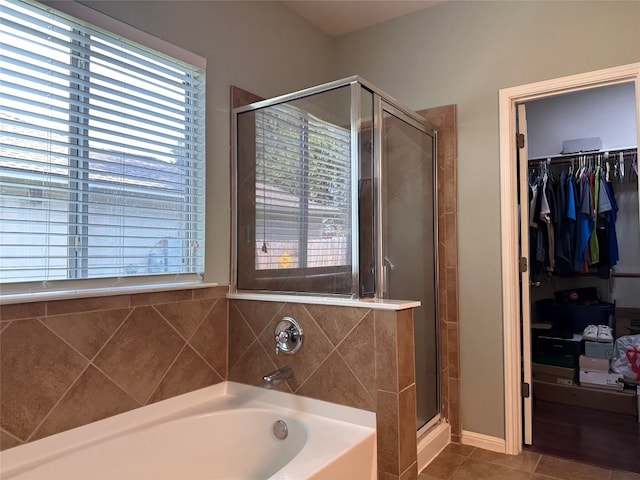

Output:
xmin=581 ymin=272 xmax=640 ymax=279
xmin=611 ymin=272 xmax=640 ymax=279
xmin=528 ymin=146 xmax=637 ymax=162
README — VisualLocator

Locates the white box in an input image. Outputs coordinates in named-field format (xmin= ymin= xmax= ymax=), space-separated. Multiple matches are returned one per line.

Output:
xmin=579 ymin=370 xmax=624 ymax=391
xmin=579 ymin=355 xmax=609 ymax=373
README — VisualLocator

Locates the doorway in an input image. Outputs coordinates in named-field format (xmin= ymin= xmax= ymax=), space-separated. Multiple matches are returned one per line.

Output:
xmin=499 ymin=63 xmax=640 ymax=458
xmin=519 ymin=85 xmax=639 ymax=472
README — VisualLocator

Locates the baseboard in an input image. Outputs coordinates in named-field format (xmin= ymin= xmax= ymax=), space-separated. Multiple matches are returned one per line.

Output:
xmin=460 ymin=430 xmax=506 ymax=453
xmin=417 ymin=421 xmax=451 ymax=471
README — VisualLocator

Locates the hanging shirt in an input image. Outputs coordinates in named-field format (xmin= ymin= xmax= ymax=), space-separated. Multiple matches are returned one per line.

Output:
xmin=554 ymin=170 xmax=573 ymax=275
xmin=566 ymin=172 xmax=577 ymax=269
xmin=539 ymin=174 xmax=555 ymax=272
xmin=588 ymin=168 xmax=601 ymax=264
xmin=574 ymin=172 xmax=593 ymax=273
xmin=603 ymin=179 xmax=619 ymax=267
xmin=598 ymin=174 xmax=612 ymax=214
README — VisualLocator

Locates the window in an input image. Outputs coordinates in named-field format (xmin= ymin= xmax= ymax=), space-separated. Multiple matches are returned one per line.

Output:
xmin=235 ymin=86 xmax=354 ymax=294
xmin=0 ymin=0 xmax=206 ymax=293
xmin=255 ymin=104 xmax=351 ymax=270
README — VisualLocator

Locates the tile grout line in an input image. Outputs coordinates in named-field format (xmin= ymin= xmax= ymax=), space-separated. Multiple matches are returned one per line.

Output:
xmin=23 ymin=317 xmax=100 ymax=443
xmin=152 ymin=299 xmax=225 ymax=376
xmin=302 ymin=304 xmax=376 ymax=401
xmin=532 ymin=453 xmax=543 ymax=478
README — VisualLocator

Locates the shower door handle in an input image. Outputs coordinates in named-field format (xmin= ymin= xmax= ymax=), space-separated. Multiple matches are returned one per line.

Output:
xmin=383 ymin=256 xmax=394 ymax=296
xmin=384 ymin=256 xmax=395 ymax=271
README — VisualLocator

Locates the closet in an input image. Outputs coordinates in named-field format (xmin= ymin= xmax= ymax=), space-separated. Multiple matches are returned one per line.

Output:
xmin=522 ymin=83 xmax=640 ymax=473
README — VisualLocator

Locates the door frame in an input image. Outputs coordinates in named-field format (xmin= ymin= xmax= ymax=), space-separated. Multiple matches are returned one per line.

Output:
xmin=498 ymin=62 xmax=640 ymax=456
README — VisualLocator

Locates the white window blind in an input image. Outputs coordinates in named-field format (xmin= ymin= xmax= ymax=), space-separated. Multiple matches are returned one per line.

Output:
xmin=0 ymin=0 xmax=205 ymax=290
xmin=254 ymin=104 xmax=351 ymax=271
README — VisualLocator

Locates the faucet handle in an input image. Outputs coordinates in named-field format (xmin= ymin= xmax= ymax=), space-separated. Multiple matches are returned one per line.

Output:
xmin=274 ymin=317 xmax=303 ymax=355
xmin=275 ymin=330 xmax=289 ymax=354
xmin=277 ymin=330 xmax=290 ymax=343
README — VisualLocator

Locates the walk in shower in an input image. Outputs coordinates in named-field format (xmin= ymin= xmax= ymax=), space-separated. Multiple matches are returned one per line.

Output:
xmin=231 ymin=76 xmax=438 ymax=431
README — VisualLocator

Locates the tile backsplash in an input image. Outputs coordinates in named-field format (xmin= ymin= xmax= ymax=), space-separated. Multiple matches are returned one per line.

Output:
xmin=0 ymin=286 xmax=228 ymax=450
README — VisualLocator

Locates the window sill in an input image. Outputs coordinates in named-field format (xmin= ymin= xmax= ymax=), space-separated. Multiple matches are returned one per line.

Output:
xmin=227 ymin=292 xmax=420 ymax=311
xmin=0 ymin=282 xmax=219 ymax=306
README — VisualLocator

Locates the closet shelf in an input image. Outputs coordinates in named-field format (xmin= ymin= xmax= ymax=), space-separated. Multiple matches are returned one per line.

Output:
xmin=528 ymin=146 xmax=637 ymax=162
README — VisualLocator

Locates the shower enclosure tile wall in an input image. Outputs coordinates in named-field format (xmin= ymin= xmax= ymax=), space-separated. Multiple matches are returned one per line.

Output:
xmin=418 ymin=104 xmax=461 ymax=442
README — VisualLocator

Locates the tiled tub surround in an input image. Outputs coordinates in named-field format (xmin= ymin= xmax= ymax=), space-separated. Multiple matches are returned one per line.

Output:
xmin=228 ymin=299 xmax=419 ymax=480
xmin=0 ymin=286 xmax=229 ymax=451
xmin=0 ymin=290 xmax=420 ymax=480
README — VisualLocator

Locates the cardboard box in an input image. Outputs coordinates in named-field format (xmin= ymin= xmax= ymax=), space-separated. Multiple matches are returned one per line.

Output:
xmin=578 ymin=355 xmax=610 ymax=373
xmin=533 ymin=380 xmax=637 ymax=416
xmin=584 ymin=341 xmax=614 ymax=359
xmin=532 ymin=362 xmax=576 ymax=385
xmin=579 ymin=370 xmax=624 ymax=391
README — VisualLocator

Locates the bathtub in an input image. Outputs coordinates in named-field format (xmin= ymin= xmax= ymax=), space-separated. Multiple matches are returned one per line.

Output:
xmin=0 ymin=382 xmax=377 ymax=479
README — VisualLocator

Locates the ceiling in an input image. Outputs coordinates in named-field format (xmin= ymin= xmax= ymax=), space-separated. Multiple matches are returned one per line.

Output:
xmin=281 ymin=1 xmax=444 ymax=37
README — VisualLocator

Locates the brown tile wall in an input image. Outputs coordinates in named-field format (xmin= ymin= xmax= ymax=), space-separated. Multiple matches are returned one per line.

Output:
xmin=0 ymin=286 xmax=228 ymax=450
xmin=418 ymin=105 xmax=461 ymax=443
xmin=1 ymin=291 xmax=422 ymax=479
xmin=228 ymin=299 xmax=418 ymax=479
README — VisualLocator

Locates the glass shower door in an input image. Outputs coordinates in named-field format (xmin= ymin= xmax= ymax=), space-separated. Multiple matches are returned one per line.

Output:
xmin=380 ymin=104 xmax=438 ymax=429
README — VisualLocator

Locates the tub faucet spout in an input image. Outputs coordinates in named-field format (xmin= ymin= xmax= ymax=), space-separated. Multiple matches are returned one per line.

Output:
xmin=262 ymin=365 xmax=293 ymax=389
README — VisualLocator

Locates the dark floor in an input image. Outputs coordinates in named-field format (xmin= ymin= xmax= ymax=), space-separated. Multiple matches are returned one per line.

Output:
xmin=527 ymin=399 xmax=640 ymax=474
xmin=420 ymin=443 xmax=640 ymax=480
xmin=420 ymin=398 xmax=640 ymax=479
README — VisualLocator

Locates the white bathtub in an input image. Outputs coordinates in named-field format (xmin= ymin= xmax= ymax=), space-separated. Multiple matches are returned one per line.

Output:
xmin=0 ymin=382 xmax=377 ymax=480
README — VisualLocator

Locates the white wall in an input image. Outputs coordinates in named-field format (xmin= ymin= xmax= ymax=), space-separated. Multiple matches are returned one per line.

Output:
xmin=334 ymin=0 xmax=640 ymax=439
xmin=49 ymin=0 xmax=339 ymax=285
xmin=526 ymin=83 xmax=637 ymax=158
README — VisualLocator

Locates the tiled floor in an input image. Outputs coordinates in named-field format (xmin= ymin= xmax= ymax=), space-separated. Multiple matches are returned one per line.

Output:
xmin=419 ymin=443 xmax=640 ymax=480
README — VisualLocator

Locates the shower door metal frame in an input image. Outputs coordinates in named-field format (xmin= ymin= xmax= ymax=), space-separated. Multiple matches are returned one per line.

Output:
xmin=374 ymin=99 xmax=441 ymax=430
xmin=373 ymin=99 xmax=439 ymax=300
xmin=231 ymin=77 xmax=361 ymax=296
xmin=349 ymin=82 xmax=362 ymax=297
xmin=231 ymin=75 xmax=437 ymax=300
